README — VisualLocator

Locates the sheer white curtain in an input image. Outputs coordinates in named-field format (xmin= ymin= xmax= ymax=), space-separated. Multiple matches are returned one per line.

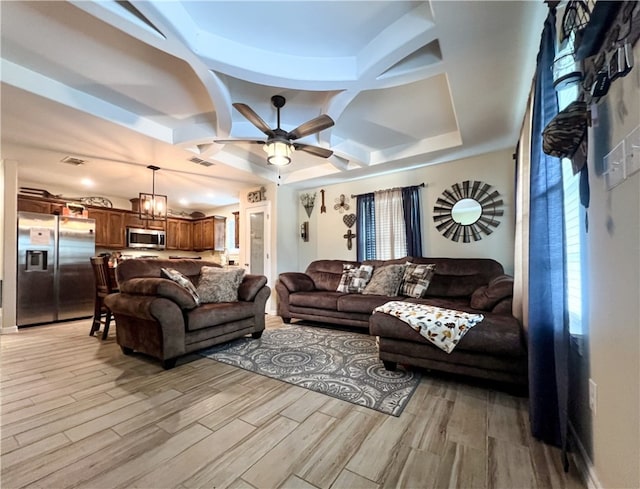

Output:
xmin=374 ymin=189 xmax=406 ymax=259
xmin=513 ymin=89 xmax=533 ymax=328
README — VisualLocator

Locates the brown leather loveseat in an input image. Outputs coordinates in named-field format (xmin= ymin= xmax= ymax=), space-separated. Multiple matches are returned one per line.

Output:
xmin=276 ymin=257 xmax=527 ymax=386
xmin=105 ymin=259 xmax=270 ymax=369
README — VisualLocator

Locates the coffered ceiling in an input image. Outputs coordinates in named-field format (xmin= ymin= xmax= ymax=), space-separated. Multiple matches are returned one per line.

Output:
xmin=0 ymin=1 xmax=547 ymax=210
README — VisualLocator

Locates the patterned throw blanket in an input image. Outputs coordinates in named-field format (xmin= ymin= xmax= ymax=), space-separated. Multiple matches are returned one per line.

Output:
xmin=374 ymin=301 xmax=484 ymax=354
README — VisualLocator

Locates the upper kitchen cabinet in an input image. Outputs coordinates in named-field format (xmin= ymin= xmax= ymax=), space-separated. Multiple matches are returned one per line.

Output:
xmin=192 ymin=216 xmax=226 ymax=251
xmin=166 ymin=218 xmax=193 ymax=251
xmin=18 ymin=196 xmax=65 ymax=215
xmin=88 ymin=208 xmax=125 ymax=248
xmin=124 ymin=211 xmax=165 ymax=231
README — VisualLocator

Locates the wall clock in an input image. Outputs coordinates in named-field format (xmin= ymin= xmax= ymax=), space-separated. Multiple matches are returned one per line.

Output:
xmin=433 ymin=180 xmax=503 ymax=242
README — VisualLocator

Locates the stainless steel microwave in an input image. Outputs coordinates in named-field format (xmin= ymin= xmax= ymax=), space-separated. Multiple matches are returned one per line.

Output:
xmin=126 ymin=227 xmax=166 ymax=250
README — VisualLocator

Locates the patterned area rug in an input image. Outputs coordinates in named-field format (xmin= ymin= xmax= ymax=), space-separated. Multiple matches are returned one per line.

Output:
xmin=199 ymin=324 xmax=420 ymax=416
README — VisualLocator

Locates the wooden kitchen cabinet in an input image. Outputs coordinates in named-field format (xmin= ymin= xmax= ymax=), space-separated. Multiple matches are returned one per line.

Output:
xmin=192 ymin=220 xmax=203 ymax=251
xmin=17 ymin=196 xmax=64 ymax=215
xmin=178 ymin=220 xmax=193 ymax=250
xmin=166 ymin=218 xmax=193 ymax=251
xmin=191 ymin=216 xmax=225 ymax=251
xmin=124 ymin=212 xmax=165 ymax=230
xmin=88 ymin=208 xmax=125 ymax=248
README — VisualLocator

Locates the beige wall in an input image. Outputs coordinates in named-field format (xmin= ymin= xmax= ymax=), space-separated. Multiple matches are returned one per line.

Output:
xmin=296 ymin=148 xmax=517 ymax=274
xmin=585 ymin=41 xmax=640 ymax=489
xmin=1 ymin=160 xmax=19 ymax=333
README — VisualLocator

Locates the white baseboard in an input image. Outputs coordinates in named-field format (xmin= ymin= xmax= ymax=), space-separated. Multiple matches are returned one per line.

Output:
xmin=0 ymin=325 xmax=19 ymax=334
xmin=569 ymin=421 xmax=602 ymax=489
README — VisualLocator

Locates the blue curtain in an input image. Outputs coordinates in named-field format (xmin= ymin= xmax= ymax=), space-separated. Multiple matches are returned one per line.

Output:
xmin=528 ymin=8 xmax=569 ymax=468
xmin=402 ymin=186 xmax=423 ymax=257
xmin=356 ymin=193 xmax=376 ymax=261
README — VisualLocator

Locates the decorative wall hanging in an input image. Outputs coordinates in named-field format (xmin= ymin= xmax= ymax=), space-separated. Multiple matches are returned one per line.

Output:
xmin=334 ymin=194 xmax=350 ymax=213
xmin=300 ymin=192 xmax=316 ymax=218
xmin=343 ymin=229 xmax=356 ymax=250
xmin=433 ymin=180 xmax=504 ymax=242
xmin=320 ymin=189 xmax=327 ymax=213
xmin=247 ymin=186 xmax=267 ymax=203
xmin=343 ymin=213 xmax=356 ymax=228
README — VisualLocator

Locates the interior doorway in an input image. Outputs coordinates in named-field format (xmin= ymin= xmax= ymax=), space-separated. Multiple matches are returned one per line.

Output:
xmin=243 ymin=202 xmax=271 ymax=287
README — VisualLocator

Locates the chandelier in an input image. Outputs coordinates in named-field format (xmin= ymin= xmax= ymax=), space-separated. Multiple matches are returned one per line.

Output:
xmin=139 ymin=165 xmax=167 ymax=220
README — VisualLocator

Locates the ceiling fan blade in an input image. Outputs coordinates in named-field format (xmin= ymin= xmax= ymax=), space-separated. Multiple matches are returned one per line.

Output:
xmin=232 ymin=103 xmax=275 ymax=137
xmin=287 ymin=114 xmax=334 ymax=140
xmin=293 ymin=143 xmax=333 ymax=158
xmin=214 ymin=139 xmax=265 ymax=145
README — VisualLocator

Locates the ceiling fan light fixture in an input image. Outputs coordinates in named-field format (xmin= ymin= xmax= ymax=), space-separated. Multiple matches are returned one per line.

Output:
xmin=264 ymin=140 xmax=293 ymax=166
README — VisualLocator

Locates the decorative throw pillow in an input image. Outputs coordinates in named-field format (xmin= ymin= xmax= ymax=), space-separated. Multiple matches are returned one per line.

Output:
xmin=362 ymin=264 xmax=406 ymax=296
xmin=160 ymin=268 xmax=201 ymax=306
xmin=196 ymin=266 xmax=245 ymax=303
xmin=336 ymin=264 xmax=373 ymax=293
xmin=399 ymin=263 xmax=436 ymax=298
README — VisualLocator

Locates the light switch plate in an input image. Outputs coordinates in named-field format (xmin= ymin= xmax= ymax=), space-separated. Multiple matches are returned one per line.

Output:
xmin=604 ymin=140 xmax=625 ymax=190
xmin=624 ymin=125 xmax=640 ymax=178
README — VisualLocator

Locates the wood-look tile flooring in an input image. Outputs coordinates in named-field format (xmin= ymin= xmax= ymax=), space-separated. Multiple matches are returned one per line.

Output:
xmin=0 ymin=317 xmax=586 ymax=489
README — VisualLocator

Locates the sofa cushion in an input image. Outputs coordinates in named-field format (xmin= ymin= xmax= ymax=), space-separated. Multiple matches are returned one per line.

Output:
xmin=337 ymin=293 xmax=402 ymax=314
xmin=470 ymin=275 xmax=514 ymax=311
xmin=161 ymin=268 xmax=201 ymax=306
xmin=306 ymin=260 xmax=359 ymax=291
xmin=363 ymin=264 xmax=406 ymax=295
xmin=336 ymin=264 xmax=373 ymax=293
xmin=117 ymin=258 xmax=219 ymax=283
xmin=290 ymin=291 xmax=345 ymax=310
xmin=197 ymin=266 xmax=245 ymax=303
xmin=399 ymin=263 xmax=436 ymax=298
xmin=186 ymin=301 xmax=255 ymax=331
xmin=411 ymin=257 xmax=504 ymax=298
xmin=370 ymin=310 xmax=525 ymax=357
xmin=119 ymin=278 xmax=199 ymax=311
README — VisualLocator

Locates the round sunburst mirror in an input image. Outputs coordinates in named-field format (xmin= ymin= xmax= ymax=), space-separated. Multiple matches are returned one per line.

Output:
xmin=433 ymin=180 xmax=504 ymax=242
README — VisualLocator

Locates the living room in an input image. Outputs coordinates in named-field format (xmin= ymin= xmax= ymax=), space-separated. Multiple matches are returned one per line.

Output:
xmin=1 ymin=2 xmax=639 ymax=489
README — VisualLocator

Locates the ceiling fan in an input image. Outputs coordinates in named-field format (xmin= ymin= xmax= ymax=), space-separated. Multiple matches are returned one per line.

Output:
xmin=215 ymin=95 xmax=334 ymax=166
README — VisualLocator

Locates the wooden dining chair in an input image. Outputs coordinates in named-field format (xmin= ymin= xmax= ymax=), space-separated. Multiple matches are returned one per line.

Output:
xmin=89 ymin=255 xmax=118 ymax=339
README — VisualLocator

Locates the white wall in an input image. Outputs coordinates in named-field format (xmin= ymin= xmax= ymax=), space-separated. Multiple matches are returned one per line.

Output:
xmin=585 ymin=41 xmax=640 ymax=489
xmin=295 ymin=149 xmax=516 ymax=274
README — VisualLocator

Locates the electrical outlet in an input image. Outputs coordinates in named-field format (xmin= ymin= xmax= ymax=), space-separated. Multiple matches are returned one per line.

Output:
xmin=589 ymin=378 xmax=597 ymax=415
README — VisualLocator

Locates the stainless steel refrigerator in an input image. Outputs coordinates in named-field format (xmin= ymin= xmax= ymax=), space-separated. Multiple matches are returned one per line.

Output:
xmin=17 ymin=212 xmax=96 ymax=326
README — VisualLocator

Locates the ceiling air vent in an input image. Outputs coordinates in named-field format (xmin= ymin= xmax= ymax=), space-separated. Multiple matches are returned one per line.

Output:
xmin=60 ymin=156 xmax=85 ymax=166
xmin=189 ymin=156 xmax=214 ymax=167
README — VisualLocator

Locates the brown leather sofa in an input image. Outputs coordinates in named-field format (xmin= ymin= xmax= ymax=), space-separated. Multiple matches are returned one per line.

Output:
xmin=276 ymin=257 xmax=527 ymax=386
xmin=105 ymin=259 xmax=270 ymax=369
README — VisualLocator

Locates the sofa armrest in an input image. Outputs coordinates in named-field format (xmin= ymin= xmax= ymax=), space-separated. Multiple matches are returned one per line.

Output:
xmin=104 ymin=293 xmax=186 ymax=361
xmin=119 ymin=277 xmax=198 ymax=310
xmin=238 ymin=274 xmax=268 ymax=302
xmin=491 ymin=297 xmax=513 ymax=315
xmin=278 ymin=272 xmax=316 ymax=293
xmin=470 ymin=274 xmax=514 ymax=311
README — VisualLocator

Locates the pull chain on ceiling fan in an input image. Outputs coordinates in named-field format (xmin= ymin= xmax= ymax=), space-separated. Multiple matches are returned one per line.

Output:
xmin=215 ymin=95 xmax=335 ymax=166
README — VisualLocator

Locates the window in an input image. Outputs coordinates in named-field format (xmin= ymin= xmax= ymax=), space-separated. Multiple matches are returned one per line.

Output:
xmin=356 ymin=186 xmax=423 ymax=260
xmin=556 ymin=32 xmax=585 ymax=336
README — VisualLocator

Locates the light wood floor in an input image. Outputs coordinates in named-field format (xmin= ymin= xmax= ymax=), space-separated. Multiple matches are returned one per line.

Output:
xmin=0 ymin=317 xmax=585 ymax=489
